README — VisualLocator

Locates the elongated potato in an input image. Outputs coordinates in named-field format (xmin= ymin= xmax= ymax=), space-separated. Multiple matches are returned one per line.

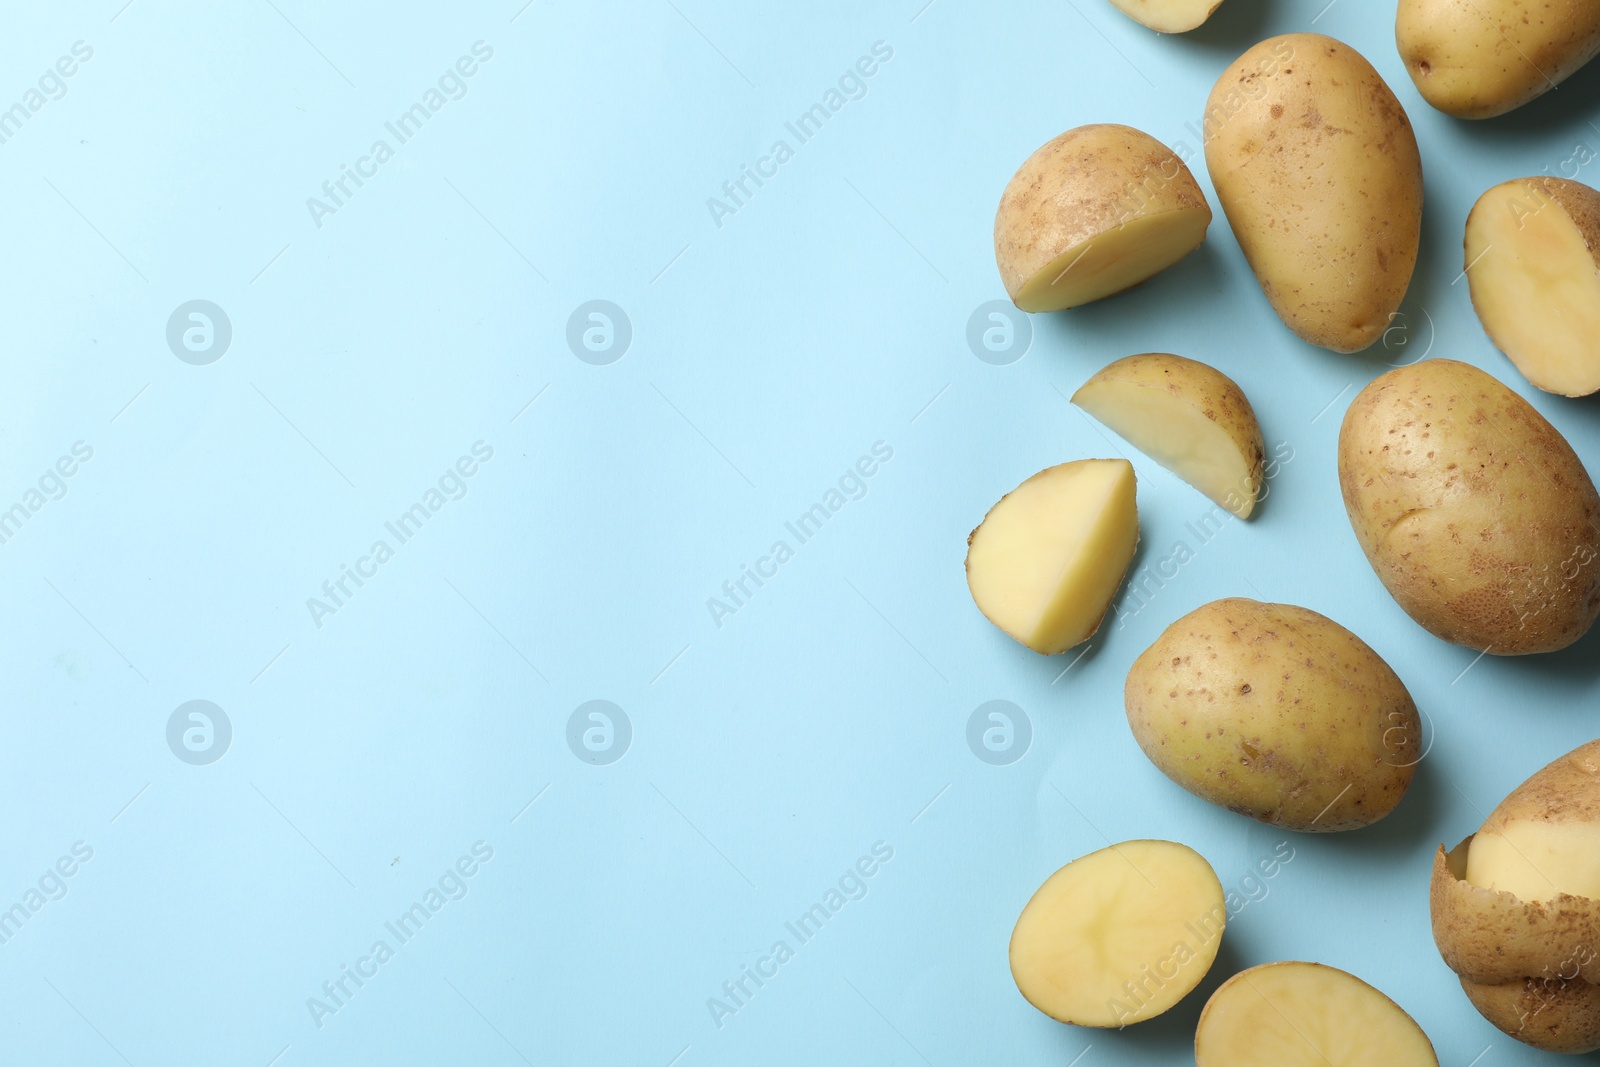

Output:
xmin=1338 ymin=359 xmax=1600 ymax=654
xmin=995 ymin=124 xmax=1211 ymax=312
xmin=1396 ymin=0 xmax=1600 ymax=119
xmin=1072 ymin=353 xmax=1266 ymax=518
xmin=1195 ymin=962 xmax=1438 ymax=1066
xmin=1010 ymin=840 xmax=1225 ymax=1027
xmin=1126 ymin=598 xmax=1420 ymax=831
xmin=1466 ymin=177 xmax=1600 ymax=396
xmin=1204 ymin=34 xmax=1422 ymax=353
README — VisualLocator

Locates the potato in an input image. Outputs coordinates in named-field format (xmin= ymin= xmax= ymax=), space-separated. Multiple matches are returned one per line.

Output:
xmin=1125 ymin=598 xmax=1419 ymax=832
xmin=1338 ymin=359 xmax=1600 ymax=655
xmin=1465 ymin=177 xmax=1600 ymax=396
xmin=1010 ymin=840 xmax=1224 ymax=1027
xmin=1203 ymin=34 xmax=1423 ymax=353
xmin=994 ymin=124 xmax=1211 ymax=312
xmin=1396 ymin=0 xmax=1600 ymax=119
xmin=1429 ymin=739 xmax=1600 ymax=1053
xmin=1107 ymin=0 xmax=1223 ymax=33
xmin=965 ymin=460 xmax=1138 ymax=654
xmin=1072 ymin=353 xmax=1266 ymax=519
xmin=1195 ymin=961 xmax=1438 ymax=1066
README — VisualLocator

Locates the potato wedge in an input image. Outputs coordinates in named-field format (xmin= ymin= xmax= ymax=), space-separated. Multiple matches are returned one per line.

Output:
xmin=1466 ymin=177 xmax=1600 ymax=397
xmin=1072 ymin=354 xmax=1265 ymax=518
xmin=965 ymin=460 xmax=1138 ymax=655
xmin=995 ymin=124 xmax=1211 ymax=312
xmin=1010 ymin=840 xmax=1224 ymax=1027
xmin=1107 ymin=0 xmax=1224 ymax=33
xmin=1195 ymin=961 xmax=1437 ymax=1066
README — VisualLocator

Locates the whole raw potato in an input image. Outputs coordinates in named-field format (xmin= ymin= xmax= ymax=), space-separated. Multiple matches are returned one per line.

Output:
xmin=1396 ymin=0 xmax=1600 ymax=119
xmin=1125 ymin=598 xmax=1420 ymax=832
xmin=1338 ymin=359 xmax=1600 ymax=654
xmin=1203 ymin=34 xmax=1422 ymax=353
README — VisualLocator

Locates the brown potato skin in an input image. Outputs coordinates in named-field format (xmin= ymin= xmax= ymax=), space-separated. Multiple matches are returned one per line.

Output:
xmin=1338 ymin=360 xmax=1600 ymax=654
xmin=1460 ymin=976 xmax=1600 ymax=1054
xmin=1125 ymin=598 xmax=1419 ymax=832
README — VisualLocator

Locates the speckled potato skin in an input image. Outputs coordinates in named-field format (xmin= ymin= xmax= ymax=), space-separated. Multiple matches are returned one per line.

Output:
xmin=1431 ymin=740 xmax=1600 ymax=1053
xmin=1396 ymin=0 xmax=1600 ymax=119
xmin=1338 ymin=359 xmax=1600 ymax=655
xmin=993 ymin=123 xmax=1209 ymax=304
xmin=1203 ymin=34 xmax=1423 ymax=353
xmin=1124 ymin=598 xmax=1420 ymax=832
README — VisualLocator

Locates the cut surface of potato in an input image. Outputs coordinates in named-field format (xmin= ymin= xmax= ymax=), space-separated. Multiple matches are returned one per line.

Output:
xmin=1073 ymin=354 xmax=1265 ymax=518
xmin=1010 ymin=840 xmax=1224 ymax=1027
xmin=1466 ymin=820 xmax=1600 ymax=903
xmin=1466 ymin=178 xmax=1600 ymax=396
xmin=966 ymin=460 xmax=1138 ymax=655
xmin=1107 ymin=0 xmax=1223 ymax=32
xmin=1195 ymin=961 xmax=1438 ymax=1066
xmin=995 ymin=124 xmax=1211 ymax=313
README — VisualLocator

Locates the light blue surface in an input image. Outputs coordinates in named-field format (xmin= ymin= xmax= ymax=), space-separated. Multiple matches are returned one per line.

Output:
xmin=1 ymin=1 xmax=1598 ymax=1064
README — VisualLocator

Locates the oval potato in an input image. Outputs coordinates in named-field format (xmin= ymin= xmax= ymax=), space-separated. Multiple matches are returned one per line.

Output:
xmin=1396 ymin=0 xmax=1600 ymax=119
xmin=1338 ymin=359 xmax=1600 ymax=654
xmin=1203 ymin=34 xmax=1422 ymax=353
xmin=1125 ymin=598 xmax=1420 ymax=832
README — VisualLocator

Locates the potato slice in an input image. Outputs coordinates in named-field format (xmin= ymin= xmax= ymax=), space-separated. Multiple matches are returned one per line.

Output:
xmin=1460 ymin=975 xmax=1600 ymax=1055
xmin=1107 ymin=0 xmax=1224 ymax=32
xmin=1072 ymin=354 xmax=1265 ymax=518
xmin=1195 ymin=962 xmax=1438 ymax=1066
xmin=1465 ymin=178 xmax=1600 ymax=397
xmin=1010 ymin=840 xmax=1224 ymax=1027
xmin=965 ymin=460 xmax=1138 ymax=655
xmin=995 ymin=124 xmax=1211 ymax=312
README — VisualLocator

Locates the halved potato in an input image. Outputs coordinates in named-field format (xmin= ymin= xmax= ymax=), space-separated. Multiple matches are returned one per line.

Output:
xmin=1195 ymin=961 xmax=1437 ymax=1066
xmin=1460 ymin=975 xmax=1600 ymax=1054
xmin=995 ymin=124 xmax=1211 ymax=312
xmin=1072 ymin=354 xmax=1265 ymax=518
xmin=1107 ymin=0 xmax=1224 ymax=33
xmin=965 ymin=459 xmax=1138 ymax=654
xmin=1010 ymin=839 xmax=1224 ymax=1027
xmin=1465 ymin=177 xmax=1600 ymax=396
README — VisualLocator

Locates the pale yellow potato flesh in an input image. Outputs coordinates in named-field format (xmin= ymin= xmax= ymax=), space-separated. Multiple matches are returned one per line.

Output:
xmin=1396 ymin=0 xmax=1600 ymax=119
xmin=1073 ymin=354 xmax=1265 ymax=518
xmin=1466 ymin=820 xmax=1600 ymax=902
xmin=1010 ymin=840 xmax=1224 ymax=1027
xmin=965 ymin=460 xmax=1138 ymax=655
xmin=1466 ymin=178 xmax=1600 ymax=397
xmin=995 ymin=124 xmax=1211 ymax=313
xmin=1107 ymin=0 xmax=1223 ymax=33
xmin=1195 ymin=962 xmax=1438 ymax=1066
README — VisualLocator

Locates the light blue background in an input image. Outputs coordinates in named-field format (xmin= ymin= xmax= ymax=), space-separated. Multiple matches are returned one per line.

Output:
xmin=1 ymin=1 xmax=1597 ymax=1063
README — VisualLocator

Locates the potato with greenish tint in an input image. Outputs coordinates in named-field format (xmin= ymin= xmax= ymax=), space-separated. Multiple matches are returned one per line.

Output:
xmin=1396 ymin=0 xmax=1600 ymax=119
xmin=1338 ymin=359 xmax=1600 ymax=655
xmin=1203 ymin=34 xmax=1422 ymax=353
xmin=994 ymin=124 xmax=1211 ymax=312
xmin=1125 ymin=598 xmax=1419 ymax=832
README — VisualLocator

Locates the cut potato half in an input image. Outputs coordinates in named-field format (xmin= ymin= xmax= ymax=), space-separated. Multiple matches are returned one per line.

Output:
xmin=1073 ymin=353 xmax=1265 ymax=518
xmin=1010 ymin=840 xmax=1225 ymax=1027
xmin=1195 ymin=962 xmax=1438 ymax=1066
xmin=1466 ymin=178 xmax=1600 ymax=397
xmin=995 ymin=124 xmax=1212 ymax=313
xmin=965 ymin=460 xmax=1138 ymax=655
xmin=1108 ymin=0 xmax=1224 ymax=32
